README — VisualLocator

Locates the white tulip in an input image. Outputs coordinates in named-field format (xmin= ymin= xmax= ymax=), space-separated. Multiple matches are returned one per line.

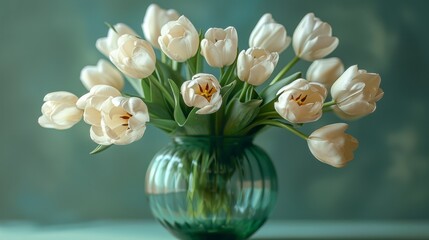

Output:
xmin=275 ymin=78 xmax=327 ymax=123
xmin=109 ymin=34 xmax=156 ymax=79
xmin=38 ymin=91 xmax=83 ymax=130
xmin=306 ymin=57 xmax=344 ymax=90
xmin=237 ymin=47 xmax=279 ymax=86
xmin=90 ymin=96 xmax=149 ymax=145
xmin=76 ymin=85 xmax=122 ymax=126
xmin=96 ymin=23 xmax=138 ymax=57
xmin=293 ymin=13 xmax=339 ymax=61
xmin=158 ymin=15 xmax=199 ymax=62
xmin=307 ymin=123 xmax=358 ymax=168
xmin=330 ymin=65 xmax=384 ymax=119
xmin=181 ymin=73 xmax=222 ymax=114
xmin=200 ymin=27 xmax=238 ymax=68
xmin=249 ymin=13 xmax=291 ymax=53
xmin=80 ymin=59 xmax=124 ymax=91
xmin=142 ymin=3 xmax=179 ymax=48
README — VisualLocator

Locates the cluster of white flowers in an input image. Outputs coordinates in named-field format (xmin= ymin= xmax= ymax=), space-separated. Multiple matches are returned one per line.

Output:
xmin=38 ymin=4 xmax=383 ymax=167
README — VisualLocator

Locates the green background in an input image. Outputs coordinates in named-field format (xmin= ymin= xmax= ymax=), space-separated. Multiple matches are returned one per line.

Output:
xmin=1 ymin=0 xmax=428 ymax=223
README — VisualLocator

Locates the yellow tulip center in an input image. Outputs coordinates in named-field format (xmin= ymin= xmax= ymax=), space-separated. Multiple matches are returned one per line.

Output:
xmin=290 ymin=94 xmax=308 ymax=106
xmin=197 ymin=83 xmax=217 ymax=102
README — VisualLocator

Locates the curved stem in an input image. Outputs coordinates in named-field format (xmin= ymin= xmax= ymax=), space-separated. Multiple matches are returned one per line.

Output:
xmin=267 ymin=120 xmax=308 ymax=140
xmin=322 ymin=100 xmax=337 ymax=112
xmin=257 ymin=111 xmax=279 ymax=119
xmin=154 ymin=62 xmax=164 ymax=82
xmin=270 ymin=56 xmax=300 ymax=85
xmin=243 ymin=120 xmax=308 ymax=140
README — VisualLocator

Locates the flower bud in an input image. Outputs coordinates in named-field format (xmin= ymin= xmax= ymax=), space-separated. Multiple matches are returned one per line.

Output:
xmin=181 ymin=73 xmax=222 ymax=114
xmin=237 ymin=48 xmax=279 ymax=86
xmin=275 ymin=78 xmax=327 ymax=123
xmin=38 ymin=91 xmax=83 ymax=130
xmin=76 ymin=84 xmax=121 ymax=126
xmin=293 ymin=13 xmax=339 ymax=61
xmin=307 ymin=57 xmax=344 ymax=90
xmin=200 ymin=27 xmax=238 ymax=68
xmin=330 ymin=65 xmax=384 ymax=119
xmin=307 ymin=123 xmax=358 ymax=168
xmin=109 ymin=34 xmax=156 ymax=79
xmin=96 ymin=23 xmax=138 ymax=57
xmin=249 ymin=13 xmax=291 ymax=53
xmin=80 ymin=59 xmax=124 ymax=91
xmin=142 ymin=4 xmax=179 ymax=48
xmin=158 ymin=16 xmax=199 ymax=62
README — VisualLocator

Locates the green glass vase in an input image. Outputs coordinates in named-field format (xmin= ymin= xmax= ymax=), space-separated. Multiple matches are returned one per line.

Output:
xmin=145 ymin=135 xmax=278 ymax=240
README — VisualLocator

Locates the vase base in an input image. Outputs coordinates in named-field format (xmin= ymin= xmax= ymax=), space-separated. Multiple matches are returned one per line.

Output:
xmin=159 ymin=219 xmax=266 ymax=240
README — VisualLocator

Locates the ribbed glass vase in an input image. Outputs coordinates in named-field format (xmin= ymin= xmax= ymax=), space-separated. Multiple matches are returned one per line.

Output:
xmin=145 ymin=135 xmax=278 ymax=240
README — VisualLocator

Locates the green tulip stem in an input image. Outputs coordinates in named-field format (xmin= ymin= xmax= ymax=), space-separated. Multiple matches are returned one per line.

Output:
xmin=268 ymin=121 xmax=308 ymax=140
xmin=220 ymin=67 xmax=225 ymax=79
xmin=161 ymin=52 xmax=167 ymax=64
xmin=270 ymin=56 xmax=300 ymax=86
xmin=257 ymin=111 xmax=279 ymax=119
xmin=243 ymin=120 xmax=308 ymax=140
xmin=196 ymin=55 xmax=202 ymax=74
xmin=322 ymin=100 xmax=337 ymax=112
xmin=172 ymin=60 xmax=179 ymax=72
xmin=186 ymin=59 xmax=196 ymax=77
xmin=239 ymin=82 xmax=251 ymax=102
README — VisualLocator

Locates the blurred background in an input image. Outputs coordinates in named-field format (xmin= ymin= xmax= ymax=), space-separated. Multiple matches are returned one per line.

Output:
xmin=1 ymin=0 xmax=428 ymax=224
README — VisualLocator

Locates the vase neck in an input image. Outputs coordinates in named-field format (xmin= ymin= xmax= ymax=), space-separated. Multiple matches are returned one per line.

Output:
xmin=172 ymin=135 xmax=254 ymax=149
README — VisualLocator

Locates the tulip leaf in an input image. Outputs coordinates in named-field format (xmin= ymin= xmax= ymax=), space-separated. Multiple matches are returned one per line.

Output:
xmin=168 ymin=79 xmax=187 ymax=126
xmin=224 ymin=98 xmax=262 ymax=135
xmin=220 ymin=80 xmax=237 ymax=103
xmin=220 ymin=54 xmax=238 ymax=85
xmin=260 ymin=72 xmax=301 ymax=105
xmin=138 ymin=77 xmax=152 ymax=101
xmin=127 ymin=77 xmax=152 ymax=102
xmin=145 ymin=102 xmax=172 ymax=119
xmin=104 ymin=22 xmax=117 ymax=33
xmin=90 ymin=144 xmax=112 ymax=155
xmin=127 ymin=77 xmax=173 ymax=120
xmin=149 ymin=118 xmax=177 ymax=132
xmin=228 ymin=77 xmax=245 ymax=100
xmin=179 ymin=108 xmax=211 ymax=135
xmin=132 ymin=77 xmax=171 ymax=119
xmin=156 ymin=61 xmax=184 ymax=87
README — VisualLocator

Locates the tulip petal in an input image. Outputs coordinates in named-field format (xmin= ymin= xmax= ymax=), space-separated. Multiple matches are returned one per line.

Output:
xmin=38 ymin=91 xmax=83 ymax=130
xmin=274 ymin=78 xmax=327 ymax=123
xmin=307 ymin=123 xmax=358 ymax=167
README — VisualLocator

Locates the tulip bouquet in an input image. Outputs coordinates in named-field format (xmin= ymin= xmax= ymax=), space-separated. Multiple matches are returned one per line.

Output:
xmin=38 ymin=4 xmax=383 ymax=169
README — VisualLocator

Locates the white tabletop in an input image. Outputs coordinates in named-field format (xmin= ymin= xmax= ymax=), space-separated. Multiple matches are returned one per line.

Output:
xmin=1 ymin=220 xmax=428 ymax=239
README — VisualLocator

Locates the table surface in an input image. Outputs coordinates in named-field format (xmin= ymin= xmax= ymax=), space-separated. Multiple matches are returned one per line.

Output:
xmin=1 ymin=220 xmax=429 ymax=240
